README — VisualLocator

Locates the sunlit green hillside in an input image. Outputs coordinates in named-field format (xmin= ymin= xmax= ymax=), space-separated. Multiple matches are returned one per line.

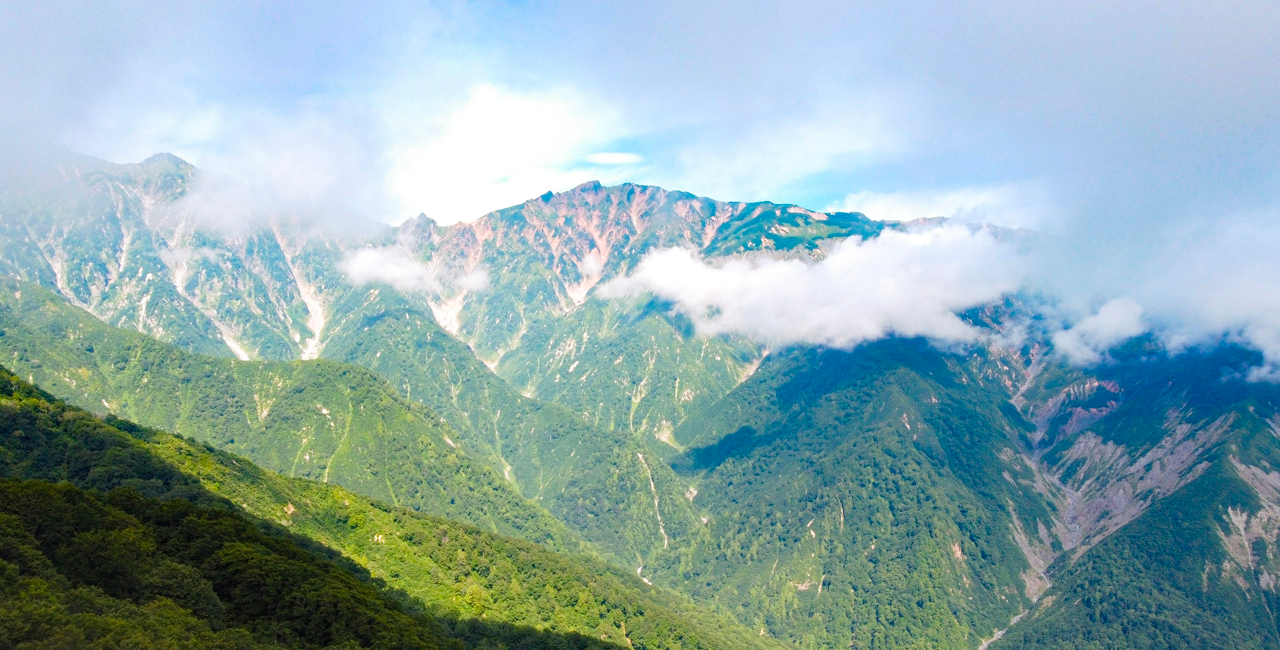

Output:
xmin=0 ymin=277 xmax=574 ymax=550
xmin=0 ymin=367 xmax=788 ymax=649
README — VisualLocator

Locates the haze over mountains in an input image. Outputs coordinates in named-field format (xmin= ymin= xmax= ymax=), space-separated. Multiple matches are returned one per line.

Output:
xmin=0 ymin=151 xmax=1277 ymax=649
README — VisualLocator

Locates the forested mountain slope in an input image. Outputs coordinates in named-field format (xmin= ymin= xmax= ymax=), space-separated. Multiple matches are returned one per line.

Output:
xmin=0 ymin=277 xmax=574 ymax=550
xmin=0 ymin=155 xmax=906 ymax=572
xmin=0 ymin=152 xmax=378 ymax=361
xmin=661 ymin=340 xmax=1049 ymax=649
xmin=662 ymin=334 xmax=1280 ymax=649
xmin=0 ymin=276 xmax=718 ymax=570
xmin=5 ymin=151 xmax=1280 ymax=649
xmin=0 ymin=367 xmax=788 ymax=650
xmin=0 ymin=370 xmax=566 ymax=649
xmin=318 ymin=282 xmax=705 ymax=570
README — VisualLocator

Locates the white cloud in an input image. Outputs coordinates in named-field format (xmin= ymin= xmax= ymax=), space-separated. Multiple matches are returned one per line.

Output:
xmin=339 ymin=244 xmax=490 ymax=295
xmin=600 ymin=223 xmax=1024 ymax=348
xmin=1108 ymin=216 xmax=1280 ymax=381
xmin=827 ymin=185 xmax=1051 ymax=229
xmin=141 ymin=111 xmax=390 ymax=239
xmin=1050 ymin=298 xmax=1146 ymax=366
xmin=385 ymin=84 xmax=633 ymax=224
xmin=339 ymin=245 xmax=440 ymax=293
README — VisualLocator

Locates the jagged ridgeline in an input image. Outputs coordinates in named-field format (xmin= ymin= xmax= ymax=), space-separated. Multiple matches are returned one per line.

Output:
xmin=0 ymin=151 xmax=875 ymax=457
xmin=408 ymin=181 xmax=883 ymax=453
xmin=0 ymin=367 xmax=786 ymax=649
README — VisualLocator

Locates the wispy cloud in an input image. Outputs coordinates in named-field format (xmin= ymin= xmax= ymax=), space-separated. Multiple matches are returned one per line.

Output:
xmin=828 ymin=185 xmax=1052 ymax=229
xmin=339 ymin=244 xmax=490 ymax=294
xmin=339 ymin=245 xmax=440 ymax=293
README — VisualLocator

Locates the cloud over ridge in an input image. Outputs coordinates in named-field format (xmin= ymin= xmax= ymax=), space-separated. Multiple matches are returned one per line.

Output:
xmin=601 ymin=223 xmax=1025 ymax=348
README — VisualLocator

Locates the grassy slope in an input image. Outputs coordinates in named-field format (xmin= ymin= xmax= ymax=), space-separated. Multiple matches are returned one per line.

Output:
xmin=0 ymin=277 xmax=575 ymax=551
xmin=134 ymin=413 xmax=787 ymax=650
xmin=0 ymin=372 xmax=457 ymax=650
xmin=493 ymin=296 xmax=758 ymax=456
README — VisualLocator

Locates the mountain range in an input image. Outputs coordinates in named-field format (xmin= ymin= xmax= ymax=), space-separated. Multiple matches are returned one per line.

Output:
xmin=0 ymin=151 xmax=1277 ymax=649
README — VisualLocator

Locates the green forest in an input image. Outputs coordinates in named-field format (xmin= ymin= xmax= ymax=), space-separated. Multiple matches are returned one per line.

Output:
xmin=0 ymin=366 xmax=786 ymax=649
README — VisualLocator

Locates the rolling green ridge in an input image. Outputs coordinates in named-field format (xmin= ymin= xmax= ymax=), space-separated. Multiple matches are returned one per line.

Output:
xmin=0 ymin=482 xmax=458 ymax=650
xmin=134 ymin=402 xmax=786 ymax=650
xmin=0 ymin=369 xmax=510 ymax=650
xmin=0 ymin=277 xmax=575 ymax=551
xmin=0 ymin=366 xmax=790 ymax=649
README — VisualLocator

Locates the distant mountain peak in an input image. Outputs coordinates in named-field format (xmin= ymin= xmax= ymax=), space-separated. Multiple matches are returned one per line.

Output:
xmin=139 ymin=152 xmax=191 ymax=167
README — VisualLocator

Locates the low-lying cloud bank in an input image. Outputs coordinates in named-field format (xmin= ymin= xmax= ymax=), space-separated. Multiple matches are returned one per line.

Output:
xmin=601 ymin=217 xmax=1280 ymax=381
xmin=601 ymin=224 xmax=1025 ymax=348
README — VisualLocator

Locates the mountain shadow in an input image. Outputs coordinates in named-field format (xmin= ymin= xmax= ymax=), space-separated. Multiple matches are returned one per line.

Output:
xmin=672 ymin=426 xmax=779 ymax=474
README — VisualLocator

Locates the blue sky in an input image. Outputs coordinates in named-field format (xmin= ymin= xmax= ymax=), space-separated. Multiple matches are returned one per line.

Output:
xmin=6 ymin=0 xmax=1276 ymax=229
